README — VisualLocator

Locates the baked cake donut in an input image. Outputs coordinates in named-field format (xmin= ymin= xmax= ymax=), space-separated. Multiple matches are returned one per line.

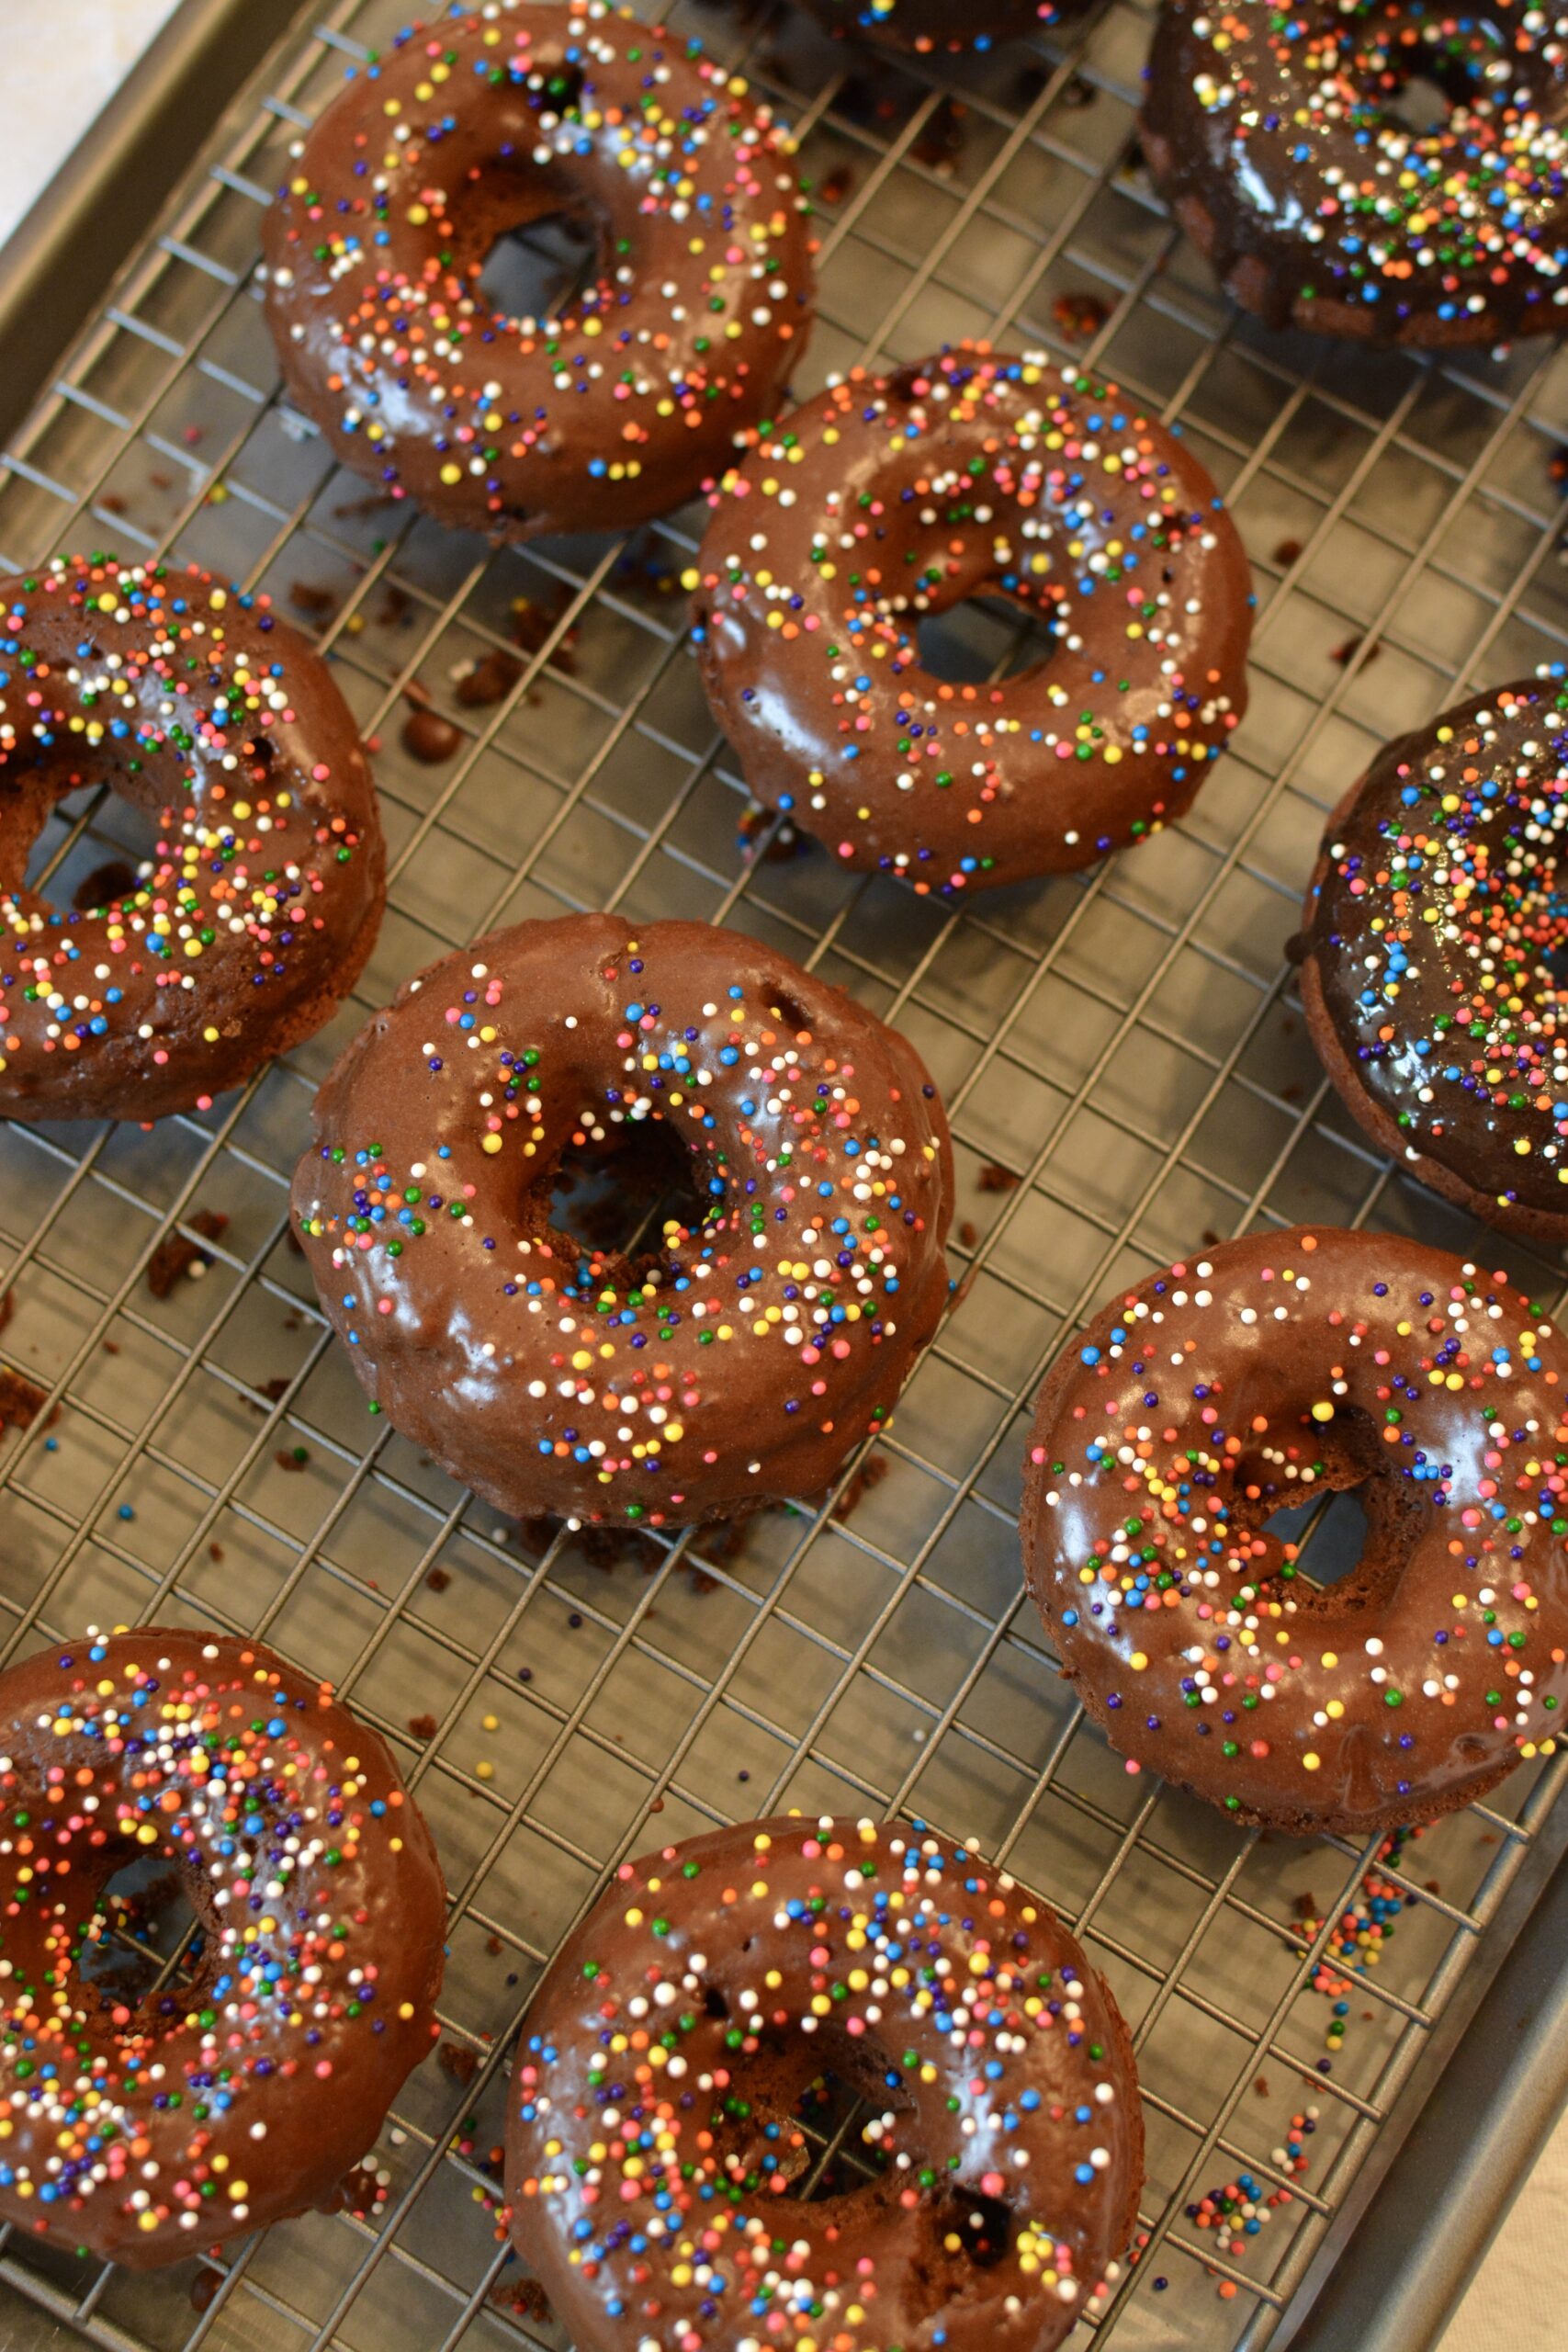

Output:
xmin=1141 ymin=0 xmax=1568 ymax=345
xmin=291 ymin=913 xmax=953 ymax=1526
xmin=1022 ymin=1227 xmax=1568 ymax=1837
xmin=0 ymin=1627 xmax=445 ymax=2265
xmin=505 ymin=1813 xmax=1143 ymax=2352
xmin=262 ymin=2 xmax=815 ymax=542
xmin=0 ymin=556 xmax=383 ymax=1125
xmin=1300 ymin=675 xmax=1568 ymax=1239
xmin=690 ymin=346 xmax=1252 ymax=896
xmin=797 ymin=0 xmax=1088 ymax=55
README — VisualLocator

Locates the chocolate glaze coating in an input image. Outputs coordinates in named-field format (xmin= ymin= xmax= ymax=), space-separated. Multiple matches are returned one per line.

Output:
xmin=0 ymin=1628 xmax=445 ymax=2266
xmin=262 ymin=2 xmax=815 ymax=543
xmin=1021 ymin=1227 xmax=1568 ymax=1837
xmin=291 ymin=913 xmax=953 ymax=1526
xmin=691 ymin=348 xmax=1252 ymax=897
xmin=1300 ymin=677 xmax=1568 ymax=1240
xmin=505 ymin=1814 xmax=1143 ymax=2352
xmin=1141 ymin=0 xmax=1568 ymax=346
xmin=797 ymin=0 xmax=1087 ymax=55
xmin=0 ymin=557 xmax=383 ymax=1125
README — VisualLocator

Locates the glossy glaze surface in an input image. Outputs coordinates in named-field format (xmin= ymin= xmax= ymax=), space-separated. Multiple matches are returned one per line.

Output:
xmin=0 ymin=1629 xmax=446 ymax=2266
xmin=0 ymin=558 xmax=382 ymax=1124
xmin=505 ymin=1814 xmax=1143 ymax=2352
xmin=691 ymin=347 xmax=1251 ymax=896
xmin=263 ymin=1 xmax=815 ymax=541
xmin=1301 ymin=674 xmax=1568 ymax=1235
xmin=1142 ymin=0 xmax=1568 ymax=345
xmin=1022 ymin=1227 xmax=1568 ymax=1835
xmin=292 ymin=913 xmax=953 ymax=1526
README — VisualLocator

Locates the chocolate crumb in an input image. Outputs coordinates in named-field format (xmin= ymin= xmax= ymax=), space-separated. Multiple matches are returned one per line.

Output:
xmin=401 ymin=704 xmax=464 ymax=764
xmin=438 ymin=2041 xmax=479 ymax=2085
xmin=738 ymin=805 xmax=805 ymax=863
xmin=455 ymin=648 xmax=524 ymax=708
xmin=978 ymin=1162 xmax=1021 ymax=1193
xmin=1272 ymin=537 xmax=1303 ymax=566
xmin=0 ymin=1369 xmax=50 ymax=1430
xmin=911 ymin=96 xmax=967 ymax=175
xmin=189 ymin=2269 xmax=222 ymax=2315
xmin=427 ymin=1566 xmax=452 ymax=1592
xmin=209 ymin=1543 xmax=225 ymax=1562
xmin=1330 ymin=633 xmax=1381 ymax=669
xmin=959 ymin=1220 xmax=978 ymax=1248
xmin=146 ymin=1209 xmax=229 ymax=1298
xmin=409 ymin=1713 xmax=439 ymax=1740
xmin=275 ymin=1447 xmax=309 ymax=1473
xmin=289 ymin=581 xmax=338 ymax=618
xmin=491 ymin=2278 xmax=554 ymax=2323
xmin=1053 ymin=289 xmax=1110 ymax=341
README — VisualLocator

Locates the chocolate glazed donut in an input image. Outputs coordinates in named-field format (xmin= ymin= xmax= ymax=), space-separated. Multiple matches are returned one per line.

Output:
xmin=1022 ymin=1227 xmax=1568 ymax=1838
xmin=291 ymin=913 xmax=953 ymax=1526
xmin=690 ymin=347 xmax=1252 ymax=897
xmin=1300 ymin=674 xmax=1568 ymax=1241
xmin=0 ymin=557 xmax=383 ymax=1125
xmin=504 ymin=1814 xmax=1143 ymax=2352
xmin=262 ymin=2 xmax=815 ymax=542
xmin=797 ymin=0 xmax=1088 ymax=55
xmin=1141 ymin=0 xmax=1568 ymax=345
xmin=0 ymin=1628 xmax=445 ymax=2265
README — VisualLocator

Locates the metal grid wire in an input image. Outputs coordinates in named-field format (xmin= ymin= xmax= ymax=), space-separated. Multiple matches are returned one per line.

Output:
xmin=5 ymin=0 xmax=1568 ymax=2345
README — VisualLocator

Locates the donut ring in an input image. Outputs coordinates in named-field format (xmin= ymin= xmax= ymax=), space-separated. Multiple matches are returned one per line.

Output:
xmin=796 ymin=0 xmax=1088 ymax=55
xmin=505 ymin=1813 xmax=1143 ymax=2352
xmin=1021 ymin=1226 xmax=1568 ymax=1837
xmin=1300 ymin=675 xmax=1568 ymax=1241
xmin=690 ymin=348 xmax=1252 ymax=897
xmin=1141 ymin=0 xmax=1568 ymax=345
xmin=0 ymin=1627 xmax=445 ymax=2266
xmin=262 ymin=2 xmax=815 ymax=543
xmin=290 ymin=913 xmax=953 ymax=1527
xmin=0 ymin=557 xmax=383 ymax=1125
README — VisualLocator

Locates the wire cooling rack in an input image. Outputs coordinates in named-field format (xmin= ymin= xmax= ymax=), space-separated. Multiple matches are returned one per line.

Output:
xmin=6 ymin=1 xmax=1568 ymax=2346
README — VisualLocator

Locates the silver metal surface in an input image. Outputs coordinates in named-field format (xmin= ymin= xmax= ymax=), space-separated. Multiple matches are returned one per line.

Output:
xmin=4 ymin=1 xmax=1568 ymax=2348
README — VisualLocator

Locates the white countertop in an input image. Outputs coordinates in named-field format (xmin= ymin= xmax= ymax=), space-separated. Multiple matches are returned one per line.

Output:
xmin=0 ymin=0 xmax=179 ymax=249
xmin=0 ymin=7 xmax=1559 ymax=2350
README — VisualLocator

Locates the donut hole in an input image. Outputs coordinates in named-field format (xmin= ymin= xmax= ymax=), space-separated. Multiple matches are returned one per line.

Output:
xmin=915 ymin=599 xmax=1055 ymax=688
xmin=17 ymin=775 xmax=164 ymax=915
xmin=1262 ymin=1487 xmax=1371 ymax=1592
xmin=1384 ymin=73 xmax=1457 ymax=132
xmin=1241 ymin=1409 xmax=1429 ymax=1615
xmin=789 ymin=2064 xmax=895 ymax=2198
xmin=80 ymin=1847 xmax=205 ymax=2008
xmin=941 ymin=2182 xmax=1014 ymax=2268
xmin=477 ymin=208 xmax=601 ymax=331
xmin=549 ymin=1114 xmax=715 ymax=1277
